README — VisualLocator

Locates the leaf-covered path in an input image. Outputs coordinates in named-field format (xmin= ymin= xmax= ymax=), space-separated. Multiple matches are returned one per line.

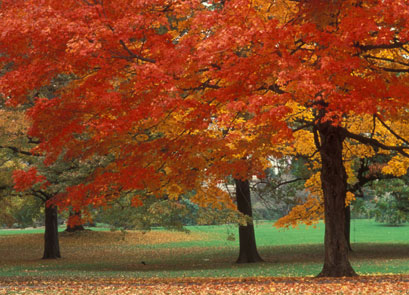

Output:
xmin=1 ymin=275 xmax=408 ymax=294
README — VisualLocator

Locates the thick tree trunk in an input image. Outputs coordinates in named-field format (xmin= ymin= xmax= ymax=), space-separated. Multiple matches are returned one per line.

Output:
xmin=43 ymin=204 xmax=61 ymax=259
xmin=65 ymin=210 xmax=85 ymax=232
xmin=317 ymin=123 xmax=356 ymax=277
xmin=345 ymin=205 xmax=352 ymax=251
xmin=235 ymin=178 xmax=263 ymax=263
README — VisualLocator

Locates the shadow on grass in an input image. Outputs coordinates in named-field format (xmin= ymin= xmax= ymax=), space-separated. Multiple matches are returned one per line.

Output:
xmin=373 ymin=223 xmax=409 ymax=228
xmin=26 ymin=243 xmax=408 ymax=276
xmin=0 ymin=227 xmax=407 ymax=278
xmin=349 ymin=243 xmax=409 ymax=259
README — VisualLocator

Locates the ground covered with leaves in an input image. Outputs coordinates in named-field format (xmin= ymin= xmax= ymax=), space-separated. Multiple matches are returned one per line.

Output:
xmin=0 ymin=222 xmax=408 ymax=279
xmin=0 ymin=223 xmax=408 ymax=293
xmin=0 ymin=276 xmax=408 ymax=294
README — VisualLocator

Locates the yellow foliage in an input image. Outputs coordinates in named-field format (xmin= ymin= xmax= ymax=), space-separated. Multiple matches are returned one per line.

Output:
xmin=252 ymin=0 xmax=298 ymax=23
xmin=304 ymin=172 xmax=322 ymax=198
xmin=382 ymin=155 xmax=409 ymax=177
xmin=345 ymin=192 xmax=355 ymax=207
xmin=275 ymin=194 xmax=323 ymax=228
xmin=191 ymin=183 xmax=235 ymax=210
xmin=134 ymin=134 xmax=150 ymax=142
xmin=292 ymin=130 xmax=316 ymax=157
xmin=344 ymin=160 xmax=358 ymax=185
xmin=285 ymin=101 xmax=314 ymax=123
xmin=344 ymin=114 xmax=374 ymax=134
xmin=166 ymin=183 xmax=183 ymax=200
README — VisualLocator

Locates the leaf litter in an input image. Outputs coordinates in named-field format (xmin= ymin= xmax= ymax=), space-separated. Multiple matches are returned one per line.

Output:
xmin=0 ymin=275 xmax=408 ymax=294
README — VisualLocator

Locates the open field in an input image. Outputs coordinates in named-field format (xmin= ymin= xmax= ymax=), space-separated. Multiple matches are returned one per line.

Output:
xmin=0 ymin=220 xmax=408 ymax=294
xmin=0 ymin=219 xmax=408 ymax=278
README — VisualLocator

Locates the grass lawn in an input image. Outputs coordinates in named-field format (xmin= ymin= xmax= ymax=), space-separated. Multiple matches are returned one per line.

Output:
xmin=0 ymin=220 xmax=408 ymax=294
xmin=0 ymin=219 xmax=407 ymax=280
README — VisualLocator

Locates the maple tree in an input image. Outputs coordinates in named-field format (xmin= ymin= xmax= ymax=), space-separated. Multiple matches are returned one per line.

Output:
xmin=2 ymin=0 xmax=409 ymax=277
xmin=273 ymin=112 xmax=409 ymax=244
xmin=0 ymin=100 xmax=108 ymax=258
xmin=0 ymin=105 xmax=63 ymax=259
xmin=0 ymin=0 xmax=274 ymax=264
xmin=181 ymin=0 xmax=409 ymax=277
xmin=12 ymin=149 xmax=114 ymax=258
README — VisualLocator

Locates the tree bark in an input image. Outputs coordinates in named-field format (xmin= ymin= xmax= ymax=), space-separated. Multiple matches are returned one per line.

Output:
xmin=235 ymin=178 xmax=263 ymax=263
xmin=317 ymin=123 xmax=357 ymax=277
xmin=345 ymin=205 xmax=352 ymax=251
xmin=43 ymin=204 xmax=61 ymax=259
xmin=65 ymin=210 xmax=85 ymax=232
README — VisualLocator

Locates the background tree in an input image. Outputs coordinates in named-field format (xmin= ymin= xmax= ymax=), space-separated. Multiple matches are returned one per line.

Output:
xmin=370 ymin=178 xmax=409 ymax=225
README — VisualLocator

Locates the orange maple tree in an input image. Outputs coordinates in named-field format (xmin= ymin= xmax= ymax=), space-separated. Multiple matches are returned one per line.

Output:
xmin=1 ymin=0 xmax=409 ymax=277
xmin=181 ymin=0 xmax=409 ymax=277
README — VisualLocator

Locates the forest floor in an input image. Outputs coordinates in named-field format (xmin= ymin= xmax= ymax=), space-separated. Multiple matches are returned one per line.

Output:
xmin=0 ymin=220 xmax=408 ymax=294
xmin=0 ymin=275 xmax=408 ymax=294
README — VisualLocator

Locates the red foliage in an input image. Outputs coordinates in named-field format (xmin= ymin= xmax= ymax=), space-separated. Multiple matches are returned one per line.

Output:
xmin=12 ymin=168 xmax=47 ymax=192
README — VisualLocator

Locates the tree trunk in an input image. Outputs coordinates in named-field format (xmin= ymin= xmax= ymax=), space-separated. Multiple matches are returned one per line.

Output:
xmin=43 ymin=204 xmax=61 ymax=259
xmin=317 ymin=123 xmax=356 ymax=277
xmin=65 ymin=210 xmax=85 ymax=232
xmin=235 ymin=178 xmax=263 ymax=263
xmin=345 ymin=205 xmax=352 ymax=251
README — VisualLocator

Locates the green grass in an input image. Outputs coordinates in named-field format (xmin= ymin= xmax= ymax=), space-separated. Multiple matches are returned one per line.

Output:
xmin=0 ymin=226 xmax=66 ymax=235
xmin=144 ymin=219 xmax=409 ymax=248
xmin=0 ymin=226 xmax=109 ymax=236
xmin=0 ymin=219 xmax=407 ymax=279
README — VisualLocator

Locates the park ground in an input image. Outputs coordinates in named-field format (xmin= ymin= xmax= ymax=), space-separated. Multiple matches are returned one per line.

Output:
xmin=0 ymin=219 xmax=408 ymax=294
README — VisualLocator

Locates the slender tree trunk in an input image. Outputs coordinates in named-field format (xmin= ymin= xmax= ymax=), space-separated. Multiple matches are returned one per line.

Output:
xmin=65 ymin=210 xmax=85 ymax=232
xmin=317 ymin=123 xmax=356 ymax=277
xmin=235 ymin=178 xmax=263 ymax=263
xmin=345 ymin=205 xmax=352 ymax=251
xmin=43 ymin=204 xmax=61 ymax=259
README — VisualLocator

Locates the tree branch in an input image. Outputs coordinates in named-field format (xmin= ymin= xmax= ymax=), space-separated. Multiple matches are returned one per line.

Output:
xmin=0 ymin=145 xmax=33 ymax=156
xmin=357 ymin=41 xmax=408 ymax=52
xmin=32 ymin=190 xmax=51 ymax=202
xmin=182 ymin=79 xmax=221 ymax=91
xmin=292 ymin=122 xmax=314 ymax=132
xmin=257 ymin=83 xmax=286 ymax=94
xmin=363 ymin=54 xmax=409 ymax=68
xmin=119 ymin=40 xmax=156 ymax=64
xmin=266 ymin=177 xmax=306 ymax=191
xmin=343 ymin=129 xmax=409 ymax=157
xmin=375 ymin=114 xmax=409 ymax=146
xmin=378 ymin=67 xmax=409 ymax=73
xmin=348 ymin=157 xmax=397 ymax=196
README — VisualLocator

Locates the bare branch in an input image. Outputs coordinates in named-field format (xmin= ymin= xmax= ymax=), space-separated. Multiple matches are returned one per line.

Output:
xmin=267 ymin=177 xmax=306 ymax=191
